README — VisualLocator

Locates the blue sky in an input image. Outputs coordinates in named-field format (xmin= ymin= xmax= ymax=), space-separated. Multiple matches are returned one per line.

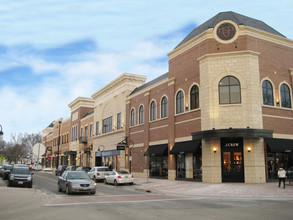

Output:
xmin=0 ymin=0 xmax=293 ymax=141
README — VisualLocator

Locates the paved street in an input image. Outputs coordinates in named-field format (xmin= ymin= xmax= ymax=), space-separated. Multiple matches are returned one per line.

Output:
xmin=0 ymin=171 xmax=293 ymax=220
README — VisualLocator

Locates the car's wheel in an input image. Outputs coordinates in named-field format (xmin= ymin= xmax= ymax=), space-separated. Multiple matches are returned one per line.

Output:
xmin=91 ymin=190 xmax=96 ymax=195
xmin=58 ymin=183 xmax=62 ymax=192
xmin=114 ymin=180 xmax=118 ymax=186
xmin=104 ymin=178 xmax=107 ymax=184
xmin=129 ymin=182 xmax=133 ymax=185
xmin=66 ymin=185 xmax=71 ymax=194
xmin=8 ymin=181 xmax=12 ymax=187
xmin=28 ymin=183 xmax=33 ymax=188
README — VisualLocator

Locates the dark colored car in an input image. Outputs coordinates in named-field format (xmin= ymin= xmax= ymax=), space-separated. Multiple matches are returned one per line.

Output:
xmin=65 ymin=166 xmax=78 ymax=171
xmin=8 ymin=167 xmax=33 ymax=188
xmin=76 ymin=166 xmax=91 ymax=173
xmin=57 ymin=171 xmax=96 ymax=194
xmin=55 ymin=165 xmax=68 ymax=176
xmin=2 ymin=164 xmax=13 ymax=180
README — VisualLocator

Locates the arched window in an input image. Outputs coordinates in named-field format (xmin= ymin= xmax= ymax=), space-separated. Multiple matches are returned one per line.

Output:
xmin=176 ymin=90 xmax=184 ymax=114
xmin=190 ymin=85 xmax=199 ymax=110
xmin=139 ymin=105 xmax=144 ymax=124
xmin=280 ymin=84 xmax=291 ymax=108
xmin=130 ymin=109 xmax=135 ymax=126
xmin=161 ymin=96 xmax=168 ymax=118
xmin=150 ymin=101 xmax=156 ymax=121
xmin=219 ymin=76 xmax=241 ymax=104
xmin=262 ymin=80 xmax=274 ymax=106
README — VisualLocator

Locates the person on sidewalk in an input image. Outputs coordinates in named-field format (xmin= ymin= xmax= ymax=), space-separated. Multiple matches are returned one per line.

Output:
xmin=278 ymin=167 xmax=286 ymax=188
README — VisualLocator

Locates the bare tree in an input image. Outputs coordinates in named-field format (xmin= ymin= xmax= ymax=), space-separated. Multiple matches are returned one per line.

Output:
xmin=3 ymin=133 xmax=42 ymax=164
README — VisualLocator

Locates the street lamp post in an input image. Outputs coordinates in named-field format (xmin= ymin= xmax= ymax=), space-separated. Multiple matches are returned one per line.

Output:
xmin=0 ymin=124 xmax=3 ymax=140
xmin=56 ymin=121 xmax=62 ymax=168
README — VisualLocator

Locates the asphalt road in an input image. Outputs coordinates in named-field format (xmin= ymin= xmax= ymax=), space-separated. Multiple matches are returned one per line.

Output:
xmin=32 ymin=171 xmax=147 ymax=196
xmin=1 ymin=172 xmax=292 ymax=220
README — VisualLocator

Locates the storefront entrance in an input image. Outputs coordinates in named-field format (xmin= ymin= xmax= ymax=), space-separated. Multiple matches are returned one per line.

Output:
xmin=221 ymin=137 xmax=244 ymax=182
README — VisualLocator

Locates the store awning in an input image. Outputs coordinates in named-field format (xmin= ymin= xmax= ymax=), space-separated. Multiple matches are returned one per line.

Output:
xmin=144 ymin=144 xmax=168 ymax=156
xmin=265 ymin=138 xmax=293 ymax=153
xmin=192 ymin=128 xmax=273 ymax=140
xmin=170 ymin=140 xmax=201 ymax=154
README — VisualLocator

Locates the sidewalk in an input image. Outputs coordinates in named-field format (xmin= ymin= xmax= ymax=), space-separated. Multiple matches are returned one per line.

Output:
xmin=134 ymin=178 xmax=293 ymax=199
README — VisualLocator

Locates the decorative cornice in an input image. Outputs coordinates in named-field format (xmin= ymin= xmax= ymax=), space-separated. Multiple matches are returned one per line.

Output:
xmin=91 ymin=73 xmax=146 ymax=99
xmin=68 ymin=97 xmax=94 ymax=111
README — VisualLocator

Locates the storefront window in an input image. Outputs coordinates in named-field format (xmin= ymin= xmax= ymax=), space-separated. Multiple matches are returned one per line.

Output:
xmin=150 ymin=155 xmax=168 ymax=177
xmin=267 ymin=153 xmax=293 ymax=180
xmin=176 ymin=154 xmax=186 ymax=178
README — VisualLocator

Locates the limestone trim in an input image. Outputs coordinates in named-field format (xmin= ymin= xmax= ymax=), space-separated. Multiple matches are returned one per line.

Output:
xmin=129 ymin=129 xmax=144 ymax=135
xmin=169 ymin=25 xmax=293 ymax=60
xmin=149 ymin=124 xmax=168 ymax=131
xmin=175 ymin=117 xmax=201 ymax=125
xmin=263 ymin=114 xmax=293 ymax=120
xmin=92 ymin=73 xmax=146 ymax=99
xmin=68 ymin=97 xmax=94 ymax=112
xmin=148 ymin=140 xmax=168 ymax=146
xmin=174 ymin=136 xmax=193 ymax=142
xmin=198 ymin=50 xmax=260 ymax=62
xmin=273 ymin=133 xmax=293 ymax=139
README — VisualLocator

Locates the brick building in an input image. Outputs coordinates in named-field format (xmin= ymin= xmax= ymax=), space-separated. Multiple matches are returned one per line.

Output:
xmin=126 ymin=11 xmax=293 ymax=183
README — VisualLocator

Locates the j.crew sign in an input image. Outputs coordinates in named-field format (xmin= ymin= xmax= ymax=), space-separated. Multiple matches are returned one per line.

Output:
xmin=224 ymin=143 xmax=240 ymax=147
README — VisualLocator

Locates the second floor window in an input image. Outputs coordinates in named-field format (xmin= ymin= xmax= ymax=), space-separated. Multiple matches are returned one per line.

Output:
xmin=130 ymin=109 xmax=135 ymax=126
xmin=219 ymin=76 xmax=241 ymax=104
xmin=161 ymin=96 xmax=168 ymax=118
xmin=117 ymin=113 xmax=121 ymax=129
xmin=102 ymin=117 xmax=112 ymax=134
xmin=96 ymin=121 xmax=99 ymax=135
xmin=139 ymin=105 xmax=144 ymax=124
xmin=280 ymin=84 xmax=291 ymax=108
xmin=90 ymin=124 xmax=93 ymax=137
xmin=262 ymin=80 xmax=274 ymax=106
xmin=85 ymin=126 xmax=88 ymax=139
xmin=190 ymin=85 xmax=199 ymax=110
xmin=176 ymin=90 xmax=184 ymax=114
xmin=150 ymin=101 xmax=156 ymax=121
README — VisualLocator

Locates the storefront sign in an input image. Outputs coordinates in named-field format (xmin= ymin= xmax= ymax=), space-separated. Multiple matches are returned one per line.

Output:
xmin=224 ymin=143 xmax=240 ymax=147
xmin=116 ymin=144 xmax=125 ymax=150
xmin=95 ymin=150 xmax=120 ymax=157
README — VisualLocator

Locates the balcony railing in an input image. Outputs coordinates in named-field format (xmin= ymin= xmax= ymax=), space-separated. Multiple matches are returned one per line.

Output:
xmin=79 ymin=137 xmax=88 ymax=144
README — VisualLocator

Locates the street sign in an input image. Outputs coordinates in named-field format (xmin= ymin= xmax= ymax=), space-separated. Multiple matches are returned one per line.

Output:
xmin=117 ymin=144 xmax=125 ymax=150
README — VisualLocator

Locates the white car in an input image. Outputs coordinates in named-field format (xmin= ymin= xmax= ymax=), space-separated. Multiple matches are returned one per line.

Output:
xmin=32 ymin=164 xmax=42 ymax=171
xmin=104 ymin=171 xmax=134 ymax=186
xmin=87 ymin=166 xmax=111 ymax=182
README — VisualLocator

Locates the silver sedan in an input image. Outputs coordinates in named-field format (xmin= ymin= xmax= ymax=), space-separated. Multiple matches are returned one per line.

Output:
xmin=58 ymin=171 xmax=97 ymax=194
xmin=104 ymin=171 xmax=134 ymax=186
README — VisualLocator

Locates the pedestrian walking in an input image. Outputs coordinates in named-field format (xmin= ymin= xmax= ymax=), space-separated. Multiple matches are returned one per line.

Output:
xmin=278 ymin=167 xmax=286 ymax=188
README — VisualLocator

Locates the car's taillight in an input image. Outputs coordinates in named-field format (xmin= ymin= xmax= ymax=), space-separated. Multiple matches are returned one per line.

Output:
xmin=131 ymin=175 xmax=134 ymax=178
xmin=97 ymin=172 xmax=100 ymax=176
xmin=118 ymin=176 xmax=122 ymax=179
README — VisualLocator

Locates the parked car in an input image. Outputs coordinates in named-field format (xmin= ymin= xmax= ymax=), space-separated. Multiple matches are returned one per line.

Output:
xmin=57 ymin=171 xmax=96 ymax=195
xmin=55 ymin=165 xmax=68 ymax=176
xmin=76 ymin=166 xmax=91 ymax=173
xmin=65 ymin=166 xmax=78 ymax=171
xmin=2 ymin=164 xmax=13 ymax=180
xmin=32 ymin=164 xmax=42 ymax=171
xmin=8 ymin=166 xmax=33 ymax=188
xmin=0 ymin=165 xmax=4 ymax=177
xmin=87 ymin=166 xmax=111 ymax=182
xmin=104 ymin=171 xmax=134 ymax=186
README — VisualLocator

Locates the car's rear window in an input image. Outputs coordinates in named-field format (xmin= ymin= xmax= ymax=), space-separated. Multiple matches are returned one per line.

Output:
xmin=97 ymin=168 xmax=110 ymax=171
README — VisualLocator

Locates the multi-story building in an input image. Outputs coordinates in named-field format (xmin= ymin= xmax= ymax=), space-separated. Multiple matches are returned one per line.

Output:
xmin=42 ymin=118 xmax=70 ymax=168
xmin=68 ymin=97 xmax=94 ymax=167
xmin=126 ymin=11 xmax=293 ymax=183
xmin=91 ymin=73 xmax=146 ymax=170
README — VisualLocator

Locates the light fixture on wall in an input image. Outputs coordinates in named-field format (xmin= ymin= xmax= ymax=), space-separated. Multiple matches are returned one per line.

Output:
xmin=185 ymin=104 xmax=189 ymax=110
xmin=248 ymin=147 xmax=251 ymax=152
xmin=213 ymin=147 xmax=217 ymax=153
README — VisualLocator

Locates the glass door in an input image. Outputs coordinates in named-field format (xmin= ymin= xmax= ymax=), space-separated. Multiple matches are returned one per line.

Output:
xmin=221 ymin=138 xmax=244 ymax=182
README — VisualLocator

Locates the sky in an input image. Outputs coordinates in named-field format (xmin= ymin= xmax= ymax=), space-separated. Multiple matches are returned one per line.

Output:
xmin=0 ymin=0 xmax=292 ymax=142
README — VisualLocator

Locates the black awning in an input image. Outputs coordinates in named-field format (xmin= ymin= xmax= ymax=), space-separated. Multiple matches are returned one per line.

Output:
xmin=265 ymin=138 xmax=293 ymax=153
xmin=144 ymin=144 xmax=168 ymax=156
xmin=192 ymin=128 xmax=273 ymax=140
xmin=170 ymin=140 xmax=201 ymax=154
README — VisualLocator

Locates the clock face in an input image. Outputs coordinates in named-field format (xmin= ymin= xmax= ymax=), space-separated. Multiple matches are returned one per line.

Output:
xmin=216 ymin=22 xmax=236 ymax=41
